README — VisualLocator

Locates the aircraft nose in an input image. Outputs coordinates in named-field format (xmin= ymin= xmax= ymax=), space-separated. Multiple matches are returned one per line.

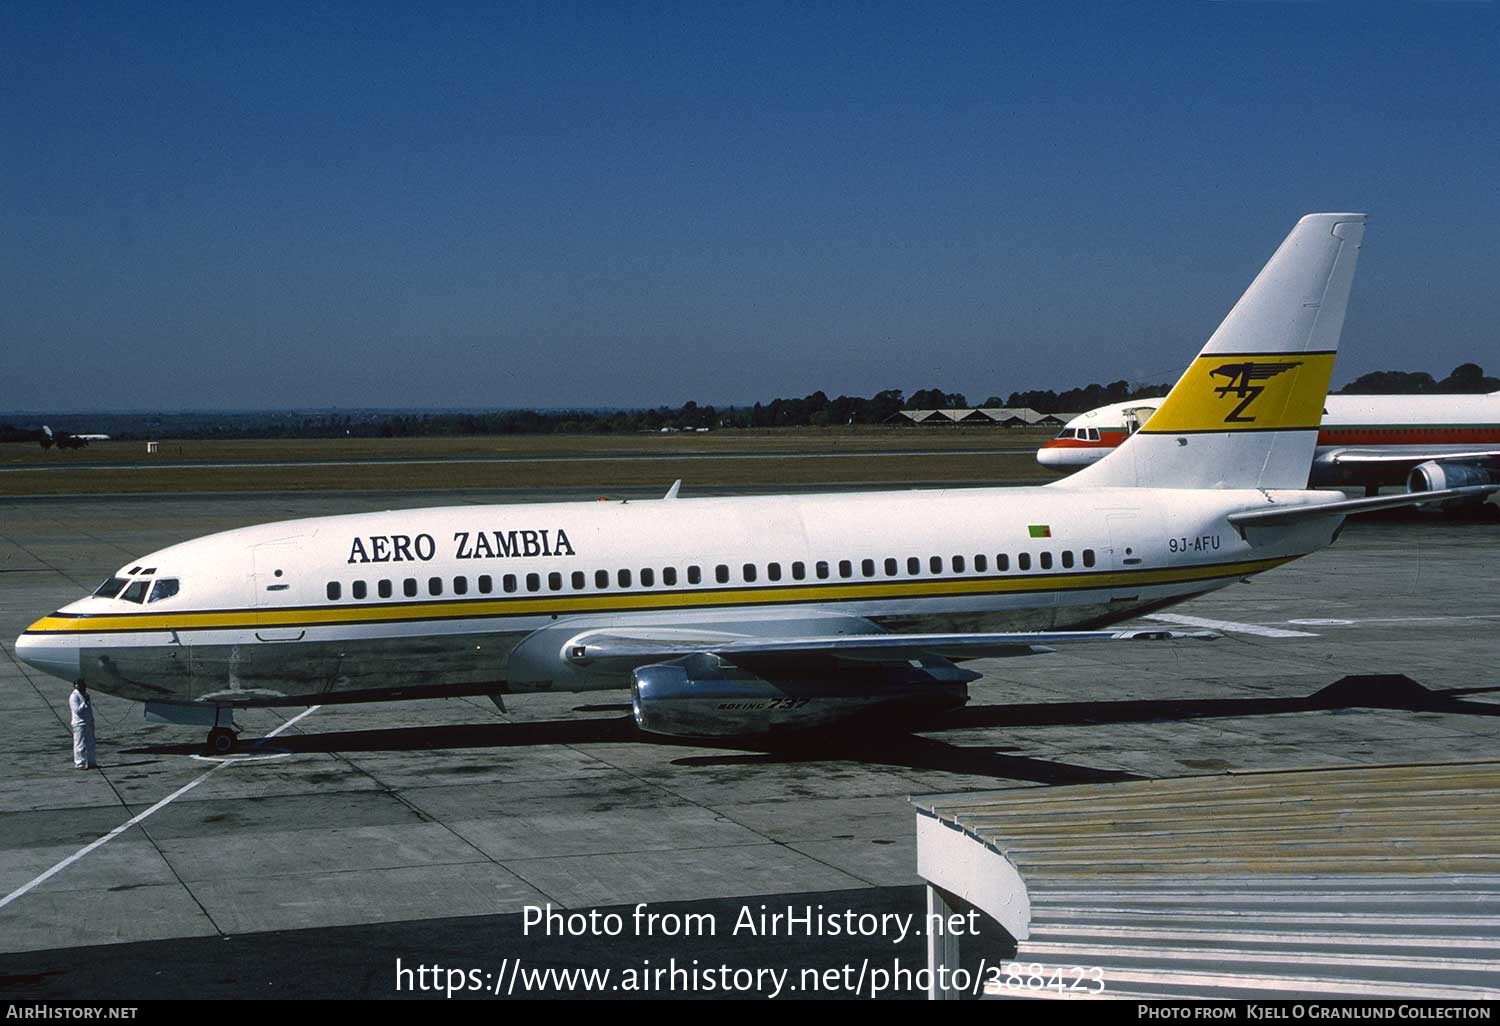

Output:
xmin=1036 ymin=444 xmax=1068 ymax=468
xmin=14 ymin=628 xmax=81 ymax=683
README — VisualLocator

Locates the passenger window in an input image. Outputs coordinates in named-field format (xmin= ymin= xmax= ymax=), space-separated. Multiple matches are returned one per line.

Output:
xmin=838 ymin=560 xmax=852 ymax=578
xmin=641 ymin=568 xmax=655 ymax=587
xmin=791 ymin=561 xmax=805 ymax=580
xmin=815 ymin=561 xmax=829 ymax=580
xmin=1018 ymin=553 xmax=1031 ymax=571
xmin=716 ymin=565 xmax=729 ymax=583
xmin=974 ymin=555 xmax=988 ymax=573
xmin=1083 ymin=549 xmax=1096 ymax=568
xmin=885 ymin=558 xmax=897 ymax=576
xmin=663 ymin=567 xmax=678 ymax=586
xmin=503 ymin=574 xmax=517 ymax=593
xmin=453 ymin=577 xmax=468 ymax=595
xmin=743 ymin=563 xmax=757 ymax=582
xmin=618 ymin=569 xmax=632 ymax=588
xmin=379 ymin=579 xmax=393 ymax=599
xmin=596 ymin=569 xmax=609 ymax=589
xmin=572 ymin=571 xmax=585 ymax=589
xmin=907 ymin=557 xmax=920 ymax=575
xmin=930 ymin=556 xmax=942 ymax=574
xmin=767 ymin=563 xmax=782 ymax=582
xmin=953 ymin=555 xmax=965 ymax=573
xmin=404 ymin=578 xmax=418 ymax=597
xmin=326 ymin=582 xmax=341 ymax=601
xmin=997 ymin=554 xmax=1009 ymax=571
xmin=1040 ymin=552 xmax=1053 ymax=570
xmin=861 ymin=559 xmax=875 ymax=577
xmin=429 ymin=577 xmax=443 ymax=596
xmin=526 ymin=573 xmax=541 ymax=592
xmin=548 ymin=572 xmax=562 ymax=591
xmin=688 ymin=565 xmax=702 ymax=585
xmin=147 ymin=578 xmax=180 ymax=603
xmin=1062 ymin=551 xmax=1074 ymax=569
xmin=353 ymin=580 xmax=367 ymax=600
xmin=477 ymin=575 xmax=491 ymax=595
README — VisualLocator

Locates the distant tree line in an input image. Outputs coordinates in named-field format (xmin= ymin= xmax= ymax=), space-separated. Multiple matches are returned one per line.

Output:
xmin=5 ymin=364 xmax=1494 ymax=442
xmin=1337 ymin=362 xmax=1499 ymax=394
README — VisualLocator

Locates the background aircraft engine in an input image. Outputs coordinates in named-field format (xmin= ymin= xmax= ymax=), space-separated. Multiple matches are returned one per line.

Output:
xmin=629 ymin=653 xmax=971 ymax=739
xmin=1407 ymin=460 xmax=1498 ymax=508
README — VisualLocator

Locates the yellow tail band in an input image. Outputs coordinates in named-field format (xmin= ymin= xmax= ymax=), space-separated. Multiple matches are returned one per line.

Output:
xmin=1139 ymin=351 xmax=1337 ymax=434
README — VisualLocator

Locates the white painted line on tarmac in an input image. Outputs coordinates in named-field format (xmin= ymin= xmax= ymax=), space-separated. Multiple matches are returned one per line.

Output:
xmin=1142 ymin=614 xmax=1318 ymax=638
xmin=260 ymin=705 xmax=321 ymax=739
xmin=0 ymin=705 xmax=320 ymax=911
xmin=1289 ymin=615 xmax=1500 ymax=627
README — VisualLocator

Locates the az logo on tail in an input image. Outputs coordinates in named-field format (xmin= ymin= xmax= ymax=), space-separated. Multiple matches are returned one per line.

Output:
xmin=1209 ymin=361 xmax=1302 ymax=423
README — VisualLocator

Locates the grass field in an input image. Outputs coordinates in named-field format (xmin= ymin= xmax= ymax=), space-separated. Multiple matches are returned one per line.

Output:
xmin=0 ymin=428 xmax=1064 ymax=495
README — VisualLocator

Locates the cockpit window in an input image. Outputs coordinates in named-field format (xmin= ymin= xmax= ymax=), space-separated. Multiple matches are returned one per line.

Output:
xmin=120 ymin=580 xmax=149 ymax=604
xmin=147 ymin=578 xmax=179 ymax=603
xmin=93 ymin=577 xmax=129 ymax=598
xmin=1055 ymin=428 xmax=1075 ymax=439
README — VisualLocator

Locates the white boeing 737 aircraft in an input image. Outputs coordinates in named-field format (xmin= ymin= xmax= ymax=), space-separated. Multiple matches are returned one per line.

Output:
xmin=16 ymin=214 xmax=1494 ymax=752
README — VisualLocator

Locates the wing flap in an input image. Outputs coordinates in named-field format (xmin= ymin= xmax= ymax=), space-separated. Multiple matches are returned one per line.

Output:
xmin=563 ymin=627 xmax=1218 ymax=673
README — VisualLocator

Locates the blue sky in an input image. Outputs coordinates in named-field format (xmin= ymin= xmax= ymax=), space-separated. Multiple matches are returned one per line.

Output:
xmin=3 ymin=2 xmax=1497 ymax=411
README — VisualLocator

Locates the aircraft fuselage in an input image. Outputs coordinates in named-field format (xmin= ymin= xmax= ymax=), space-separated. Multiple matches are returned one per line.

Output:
xmin=16 ymin=485 xmax=1337 ymax=708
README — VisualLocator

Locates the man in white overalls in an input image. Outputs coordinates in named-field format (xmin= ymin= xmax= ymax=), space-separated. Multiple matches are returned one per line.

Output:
xmin=69 ymin=680 xmax=96 ymax=770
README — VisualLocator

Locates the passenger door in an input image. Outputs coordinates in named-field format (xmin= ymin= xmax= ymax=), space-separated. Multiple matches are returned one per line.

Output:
xmin=1105 ymin=511 xmax=1144 ymax=606
xmin=252 ymin=539 xmax=306 ymax=642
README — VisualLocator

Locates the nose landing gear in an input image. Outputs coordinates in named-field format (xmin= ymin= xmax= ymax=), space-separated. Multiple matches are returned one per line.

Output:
xmin=144 ymin=701 xmax=240 ymax=755
xmin=206 ymin=725 xmax=240 ymax=755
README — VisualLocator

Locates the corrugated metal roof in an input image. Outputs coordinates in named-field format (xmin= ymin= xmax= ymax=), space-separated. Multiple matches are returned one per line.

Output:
xmin=914 ymin=761 xmax=1500 ymax=999
xmin=892 ymin=407 xmax=1050 ymax=424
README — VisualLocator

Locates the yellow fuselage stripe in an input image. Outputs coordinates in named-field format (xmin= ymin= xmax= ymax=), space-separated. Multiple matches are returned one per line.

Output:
xmin=25 ymin=556 xmax=1290 ymax=635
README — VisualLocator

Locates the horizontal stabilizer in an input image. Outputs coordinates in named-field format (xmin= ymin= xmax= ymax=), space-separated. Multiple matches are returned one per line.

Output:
xmin=1227 ymin=485 xmax=1499 ymax=527
xmin=1321 ymin=448 xmax=1500 ymax=466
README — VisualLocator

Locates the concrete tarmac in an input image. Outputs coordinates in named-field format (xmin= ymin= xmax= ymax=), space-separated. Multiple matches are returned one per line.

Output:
xmin=1 ymin=488 xmax=1497 ymax=999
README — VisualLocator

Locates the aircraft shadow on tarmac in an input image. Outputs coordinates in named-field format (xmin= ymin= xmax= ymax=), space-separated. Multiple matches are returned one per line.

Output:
xmin=122 ymin=674 xmax=1499 ymax=787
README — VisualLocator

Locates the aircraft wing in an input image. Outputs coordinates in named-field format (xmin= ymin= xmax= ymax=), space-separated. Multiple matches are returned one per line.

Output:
xmin=562 ymin=626 xmax=1218 ymax=674
xmin=1227 ymin=485 xmax=1499 ymax=528
xmin=1320 ymin=447 xmax=1500 ymax=466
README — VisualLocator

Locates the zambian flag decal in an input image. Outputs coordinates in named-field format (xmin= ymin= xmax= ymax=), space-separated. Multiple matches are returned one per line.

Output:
xmin=1028 ymin=524 xmax=1051 ymax=538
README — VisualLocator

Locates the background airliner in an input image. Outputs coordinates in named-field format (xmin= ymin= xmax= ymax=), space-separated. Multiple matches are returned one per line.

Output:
xmin=16 ymin=214 xmax=1494 ymax=753
xmin=1039 ymin=393 xmax=1500 ymax=499
xmin=35 ymin=425 xmax=111 ymax=449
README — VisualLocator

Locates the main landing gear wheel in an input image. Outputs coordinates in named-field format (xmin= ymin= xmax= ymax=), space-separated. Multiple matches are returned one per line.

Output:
xmin=206 ymin=727 xmax=237 ymax=755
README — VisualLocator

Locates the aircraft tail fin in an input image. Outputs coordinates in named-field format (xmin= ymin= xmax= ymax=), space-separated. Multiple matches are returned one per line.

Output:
xmin=1059 ymin=213 xmax=1366 ymax=490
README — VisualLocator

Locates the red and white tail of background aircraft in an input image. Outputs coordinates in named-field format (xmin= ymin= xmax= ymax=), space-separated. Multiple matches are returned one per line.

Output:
xmin=1039 ymin=393 xmax=1500 ymax=498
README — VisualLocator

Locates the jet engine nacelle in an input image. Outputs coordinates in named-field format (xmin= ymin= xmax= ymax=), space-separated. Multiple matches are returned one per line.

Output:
xmin=629 ymin=653 xmax=970 ymax=738
xmin=1407 ymin=460 xmax=1498 ymax=509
